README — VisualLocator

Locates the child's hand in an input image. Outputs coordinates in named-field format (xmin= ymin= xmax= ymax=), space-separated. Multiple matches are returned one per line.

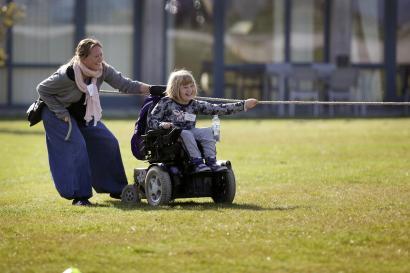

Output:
xmin=245 ymin=98 xmax=258 ymax=110
xmin=160 ymin=122 xmax=173 ymax=129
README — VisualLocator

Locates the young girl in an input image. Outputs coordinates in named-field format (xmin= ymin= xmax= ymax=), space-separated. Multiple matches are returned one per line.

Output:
xmin=147 ymin=69 xmax=258 ymax=173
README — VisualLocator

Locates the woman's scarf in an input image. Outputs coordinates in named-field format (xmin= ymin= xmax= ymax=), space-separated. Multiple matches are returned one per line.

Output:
xmin=72 ymin=57 xmax=103 ymax=126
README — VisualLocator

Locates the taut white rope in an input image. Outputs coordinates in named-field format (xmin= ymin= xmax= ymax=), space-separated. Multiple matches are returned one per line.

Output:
xmin=196 ymin=96 xmax=410 ymax=106
xmin=100 ymin=90 xmax=410 ymax=106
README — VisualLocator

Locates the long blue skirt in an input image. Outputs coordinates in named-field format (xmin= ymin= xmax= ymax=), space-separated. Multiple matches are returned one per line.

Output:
xmin=42 ymin=106 xmax=128 ymax=200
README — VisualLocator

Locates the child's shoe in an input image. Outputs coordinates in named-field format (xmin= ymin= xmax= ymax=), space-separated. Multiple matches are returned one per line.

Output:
xmin=206 ymin=157 xmax=228 ymax=172
xmin=192 ymin=158 xmax=211 ymax=173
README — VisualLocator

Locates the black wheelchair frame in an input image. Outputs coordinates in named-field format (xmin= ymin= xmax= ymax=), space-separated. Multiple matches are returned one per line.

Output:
xmin=122 ymin=128 xmax=236 ymax=206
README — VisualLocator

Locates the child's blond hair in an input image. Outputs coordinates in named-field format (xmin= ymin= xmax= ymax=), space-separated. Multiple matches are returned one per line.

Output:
xmin=166 ymin=69 xmax=197 ymax=103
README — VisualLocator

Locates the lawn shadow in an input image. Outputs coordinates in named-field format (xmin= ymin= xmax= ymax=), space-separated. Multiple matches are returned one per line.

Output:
xmin=106 ymin=200 xmax=304 ymax=212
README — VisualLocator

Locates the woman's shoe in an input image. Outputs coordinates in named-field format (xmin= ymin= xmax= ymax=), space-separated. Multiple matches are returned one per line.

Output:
xmin=72 ymin=199 xmax=93 ymax=206
xmin=109 ymin=193 xmax=122 ymax=200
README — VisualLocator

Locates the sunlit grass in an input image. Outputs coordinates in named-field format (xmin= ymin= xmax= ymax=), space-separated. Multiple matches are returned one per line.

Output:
xmin=0 ymin=118 xmax=409 ymax=273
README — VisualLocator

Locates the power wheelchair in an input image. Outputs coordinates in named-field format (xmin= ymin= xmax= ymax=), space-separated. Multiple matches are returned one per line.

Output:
xmin=122 ymin=128 xmax=236 ymax=206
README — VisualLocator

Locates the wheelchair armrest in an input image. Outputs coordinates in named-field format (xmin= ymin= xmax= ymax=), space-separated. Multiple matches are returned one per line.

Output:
xmin=144 ymin=128 xmax=182 ymax=146
xmin=145 ymin=128 xmax=171 ymax=137
xmin=166 ymin=128 xmax=182 ymax=143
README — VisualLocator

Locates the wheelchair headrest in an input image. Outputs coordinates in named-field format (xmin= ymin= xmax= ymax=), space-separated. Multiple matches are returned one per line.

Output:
xmin=149 ymin=85 xmax=167 ymax=96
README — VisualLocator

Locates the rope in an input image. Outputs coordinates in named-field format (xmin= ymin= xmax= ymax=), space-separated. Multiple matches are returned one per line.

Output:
xmin=100 ymin=89 xmax=410 ymax=106
xmin=196 ymin=96 xmax=410 ymax=106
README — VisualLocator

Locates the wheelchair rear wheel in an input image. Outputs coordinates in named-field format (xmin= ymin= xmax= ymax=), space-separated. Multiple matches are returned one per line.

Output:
xmin=145 ymin=166 xmax=172 ymax=206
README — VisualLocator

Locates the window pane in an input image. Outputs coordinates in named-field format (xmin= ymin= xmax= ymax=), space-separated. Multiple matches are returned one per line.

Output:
xmin=166 ymin=0 xmax=214 ymax=83
xmin=13 ymin=0 xmax=74 ymax=64
xmin=272 ymin=0 xmax=285 ymax=62
xmin=291 ymin=0 xmax=324 ymax=62
xmin=397 ymin=0 xmax=410 ymax=64
xmin=225 ymin=0 xmax=284 ymax=63
xmin=0 ymin=68 xmax=7 ymax=104
xmin=356 ymin=69 xmax=384 ymax=102
xmin=12 ymin=68 xmax=56 ymax=104
xmin=351 ymin=0 xmax=384 ymax=63
xmin=86 ymin=0 xmax=134 ymax=83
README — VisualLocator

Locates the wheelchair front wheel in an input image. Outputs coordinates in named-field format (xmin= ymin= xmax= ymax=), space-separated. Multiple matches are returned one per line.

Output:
xmin=121 ymin=184 xmax=140 ymax=204
xmin=212 ymin=169 xmax=236 ymax=204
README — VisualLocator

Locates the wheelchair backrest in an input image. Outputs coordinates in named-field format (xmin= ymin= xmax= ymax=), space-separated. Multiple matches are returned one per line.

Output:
xmin=131 ymin=95 xmax=163 ymax=160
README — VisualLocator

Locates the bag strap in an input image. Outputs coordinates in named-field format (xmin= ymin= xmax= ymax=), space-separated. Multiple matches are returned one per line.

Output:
xmin=66 ymin=65 xmax=75 ymax=81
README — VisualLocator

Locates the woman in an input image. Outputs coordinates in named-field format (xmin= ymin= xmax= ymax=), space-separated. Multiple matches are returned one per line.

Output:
xmin=37 ymin=38 xmax=151 ymax=206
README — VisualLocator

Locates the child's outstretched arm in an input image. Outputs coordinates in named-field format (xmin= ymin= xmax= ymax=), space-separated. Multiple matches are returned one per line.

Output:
xmin=196 ymin=98 xmax=258 ymax=116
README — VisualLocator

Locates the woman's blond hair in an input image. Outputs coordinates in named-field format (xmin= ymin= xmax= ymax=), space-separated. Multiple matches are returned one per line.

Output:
xmin=68 ymin=38 xmax=103 ymax=65
xmin=166 ymin=69 xmax=197 ymax=103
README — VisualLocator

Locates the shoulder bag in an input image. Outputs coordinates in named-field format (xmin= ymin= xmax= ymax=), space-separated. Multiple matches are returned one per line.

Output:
xmin=26 ymin=98 xmax=45 ymax=126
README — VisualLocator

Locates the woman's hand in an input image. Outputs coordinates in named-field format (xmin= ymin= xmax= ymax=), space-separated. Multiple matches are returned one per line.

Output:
xmin=160 ymin=122 xmax=173 ymax=129
xmin=140 ymin=83 xmax=151 ymax=95
xmin=64 ymin=116 xmax=70 ymax=122
xmin=245 ymin=98 xmax=258 ymax=110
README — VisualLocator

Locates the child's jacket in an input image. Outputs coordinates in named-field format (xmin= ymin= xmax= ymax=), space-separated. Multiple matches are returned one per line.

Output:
xmin=148 ymin=97 xmax=245 ymax=130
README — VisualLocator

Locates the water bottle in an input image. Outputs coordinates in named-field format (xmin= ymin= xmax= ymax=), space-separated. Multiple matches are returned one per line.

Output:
xmin=212 ymin=115 xmax=220 ymax=142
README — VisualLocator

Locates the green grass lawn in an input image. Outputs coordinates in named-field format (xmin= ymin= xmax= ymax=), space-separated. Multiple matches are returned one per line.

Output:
xmin=0 ymin=118 xmax=409 ymax=273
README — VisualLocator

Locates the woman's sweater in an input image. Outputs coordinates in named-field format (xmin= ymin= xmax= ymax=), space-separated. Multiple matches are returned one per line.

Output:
xmin=37 ymin=63 xmax=143 ymax=120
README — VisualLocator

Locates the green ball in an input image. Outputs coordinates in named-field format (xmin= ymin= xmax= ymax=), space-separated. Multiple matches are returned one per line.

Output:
xmin=63 ymin=267 xmax=82 ymax=273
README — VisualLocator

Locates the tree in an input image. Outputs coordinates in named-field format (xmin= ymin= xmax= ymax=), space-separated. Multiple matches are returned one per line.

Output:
xmin=0 ymin=2 xmax=24 ymax=66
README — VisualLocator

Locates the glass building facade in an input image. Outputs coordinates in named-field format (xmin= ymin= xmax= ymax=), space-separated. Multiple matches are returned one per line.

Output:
xmin=1 ymin=0 xmax=409 ymax=116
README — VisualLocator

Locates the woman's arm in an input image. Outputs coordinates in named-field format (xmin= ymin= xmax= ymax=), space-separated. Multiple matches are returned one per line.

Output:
xmin=37 ymin=70 xmax=71 ymax=121
xmin=103 ymin=64 xmax=150 ymax=95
